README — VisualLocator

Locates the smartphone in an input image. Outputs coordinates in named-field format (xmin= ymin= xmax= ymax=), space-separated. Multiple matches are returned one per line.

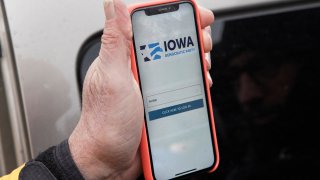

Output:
xmin=129 ymin=0 xmax=219 ymax=179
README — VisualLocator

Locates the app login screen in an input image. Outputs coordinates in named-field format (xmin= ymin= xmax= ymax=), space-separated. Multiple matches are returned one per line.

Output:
xmin=132 ymin=3 xmax=214 ymax=179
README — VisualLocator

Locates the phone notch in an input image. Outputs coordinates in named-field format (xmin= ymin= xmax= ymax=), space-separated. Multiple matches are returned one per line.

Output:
xmin=145 ymin=4 xmax=179 ymax=16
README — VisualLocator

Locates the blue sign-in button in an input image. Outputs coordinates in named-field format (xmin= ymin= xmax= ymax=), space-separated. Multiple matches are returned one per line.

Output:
xmin=148 ymin=99 xmax=204 ymax=121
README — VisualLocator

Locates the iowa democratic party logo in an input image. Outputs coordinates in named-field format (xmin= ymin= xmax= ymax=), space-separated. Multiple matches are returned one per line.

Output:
xmin=140 ymin=42 xmax=163 ymax=62
xmin=140 ymin=36 xmax=195 ymax=62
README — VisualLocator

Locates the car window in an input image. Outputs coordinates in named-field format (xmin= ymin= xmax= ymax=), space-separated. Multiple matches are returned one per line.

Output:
xmin=205 ymin=4 xmax=319 ymax=180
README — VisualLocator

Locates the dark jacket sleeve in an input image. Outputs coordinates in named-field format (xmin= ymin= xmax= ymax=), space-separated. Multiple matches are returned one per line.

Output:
xmin=19 ymin=140 xmax=84 ymax=180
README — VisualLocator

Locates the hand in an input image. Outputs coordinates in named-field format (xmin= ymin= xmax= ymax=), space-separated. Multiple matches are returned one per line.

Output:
xmin=69 ymin=0 xmax=214 ymax=179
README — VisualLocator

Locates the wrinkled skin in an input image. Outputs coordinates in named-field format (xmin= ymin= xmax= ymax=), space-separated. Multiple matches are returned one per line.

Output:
xmin=69 ymin=0 xmax=214 ymax=179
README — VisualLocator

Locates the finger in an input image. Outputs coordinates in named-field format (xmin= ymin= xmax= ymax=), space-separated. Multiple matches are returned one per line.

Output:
xmin=202 ymin=28 xmax=212 ymax=53
xmin=207 ymin=72 xmax=213 ymax=87
xmin=205 ymin=52 xmax=212 ymax=70
xmin=100 ymin=0 xmax=132 ymax=65
xmin=104 ymin=0 xmax=115 ymax=20
xmin=103 ymin=0 xmax=132 ymax=40
xmin=199 ymin=6 xmax=214 ymax=28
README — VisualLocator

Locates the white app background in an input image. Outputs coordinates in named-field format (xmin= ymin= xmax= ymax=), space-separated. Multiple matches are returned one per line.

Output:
xmin=132 ymin=3 xmax=214 ymax=179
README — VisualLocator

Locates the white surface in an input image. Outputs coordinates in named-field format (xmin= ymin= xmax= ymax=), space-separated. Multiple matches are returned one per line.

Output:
xmin=3 ymin=0 xmax=104 ymax=156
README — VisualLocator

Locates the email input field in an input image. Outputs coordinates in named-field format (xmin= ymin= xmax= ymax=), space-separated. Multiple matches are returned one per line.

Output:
xmin=147 ymin=85 xmax=202 ymax=108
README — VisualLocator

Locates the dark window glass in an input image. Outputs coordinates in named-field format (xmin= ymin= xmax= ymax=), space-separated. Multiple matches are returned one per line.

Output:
xmin=204 ymin=5 xmax=320 ymax=180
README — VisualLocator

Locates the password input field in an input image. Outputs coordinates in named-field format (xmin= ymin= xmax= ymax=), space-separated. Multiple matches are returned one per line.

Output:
xmin=147 ymin=85 xmax=202 ymax=108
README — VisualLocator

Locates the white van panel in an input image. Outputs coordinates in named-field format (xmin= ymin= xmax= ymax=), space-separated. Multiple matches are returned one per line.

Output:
xmin=3 ymin=0 xmax=105 ymax=156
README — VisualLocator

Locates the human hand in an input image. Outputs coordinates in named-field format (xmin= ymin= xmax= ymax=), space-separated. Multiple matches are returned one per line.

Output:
xmin=69 ymin=0 xmax=214 ymax=179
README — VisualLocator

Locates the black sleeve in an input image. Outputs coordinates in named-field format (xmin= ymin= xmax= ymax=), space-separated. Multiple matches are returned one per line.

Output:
xmin=19 ymin=140 xmax=84 ymax=180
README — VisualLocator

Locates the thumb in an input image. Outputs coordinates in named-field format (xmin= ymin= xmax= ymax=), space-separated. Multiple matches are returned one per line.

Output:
xmin=99 ymin=0 xmax=132 ymax=66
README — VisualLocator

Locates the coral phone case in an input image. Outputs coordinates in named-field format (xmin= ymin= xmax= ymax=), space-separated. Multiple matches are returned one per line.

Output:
xmin=129 ymin=0 xmax=219 ymax=179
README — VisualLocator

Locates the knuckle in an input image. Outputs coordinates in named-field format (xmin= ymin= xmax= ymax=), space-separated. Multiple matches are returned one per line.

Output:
xmin=83 ymin=64 xmax=111 ymax=98
xmin=85 ymin=70 xmax=101 ymax=98
xmin=101 ymin=28 xmax=121 ymax=49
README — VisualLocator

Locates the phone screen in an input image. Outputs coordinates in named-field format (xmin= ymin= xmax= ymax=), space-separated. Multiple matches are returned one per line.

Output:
xmin=132 ymin=2 xmax=215 ymax=179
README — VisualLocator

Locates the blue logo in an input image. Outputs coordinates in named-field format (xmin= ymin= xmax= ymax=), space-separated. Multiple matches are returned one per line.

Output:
xmin=140 ymin=42 xmax=164 ymax=62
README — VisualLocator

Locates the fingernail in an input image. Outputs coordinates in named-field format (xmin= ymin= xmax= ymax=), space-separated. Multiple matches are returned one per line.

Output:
xmin=204 ymin=29 xmax=213 ymax=51
xmin=104 ymin=0 xmax=115 ymax=20
xmin=206 ymin=52 xmax=211 ymax=61
xmin=207 ymin=72 xmax=213 ymax=87
xmin=205 ymin=26 xmax=212 ymax=35
xmin=206 ymin=52 xmax=212 ymax=70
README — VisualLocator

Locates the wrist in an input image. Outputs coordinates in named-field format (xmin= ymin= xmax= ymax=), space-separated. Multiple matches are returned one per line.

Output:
xmin=68 ymin=124 xmax=120 ymax=179
xmin=68 ymin=123 xmax=140 ymax=179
